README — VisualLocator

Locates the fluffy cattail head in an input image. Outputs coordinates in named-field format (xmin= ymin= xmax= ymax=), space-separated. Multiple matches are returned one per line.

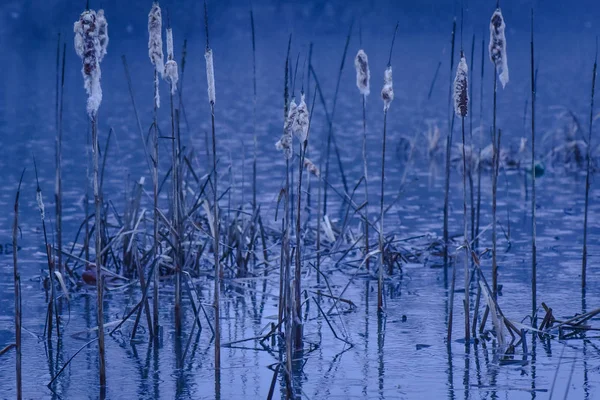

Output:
xmin=292 ymin=94 xmax=310 ymax=142
xmin=148 ymin=2 xmax=164 ymax=77
xmin=97 ymin=9 xmax=108 ymax=62
xmin=453 ymin=52 xmax=469 ymax=117
xmin=36 ymin=190 xmax=45 ymax=221
xmin=276 ymin=98 xmax=297 ymax=159
xmin=205 ymin=48 xmax=216 ymax=105
xmin=489 ymin=8 xmax=509 ymax=88
xmin=355 ymin=49 xmax=370 ymax=96
xmin=381 ymin=66 xmax=394 ymax=111
xmin=164 ymin=28 xmax=178 ymax=94
xmin=74 ymin=9 xmax=105 ymax=118
xmin=303 ymin=158 xmax=320 ymax=177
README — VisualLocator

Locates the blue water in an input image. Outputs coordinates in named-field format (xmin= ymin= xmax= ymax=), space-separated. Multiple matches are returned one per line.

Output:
xmin=2 ymin=0 xmax=600 ymax=398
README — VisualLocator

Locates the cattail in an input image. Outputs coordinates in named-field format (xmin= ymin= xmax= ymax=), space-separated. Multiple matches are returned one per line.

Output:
xmin=148 ymin=2 xmax=164 ymax=107
xmin=36 ymin=190 xmax=45 ymax=221
xmin=489 ymin=8 xmax=509 ymax=88
xmin=292 ymin=93 xmax=309 ymax=142
xmin=454 ymin=52 xmax=469 ymax=117
xmin=164 ymin=28 xmax=178 ymax=94
xmin=303 ymin=158 xmax=320 ymax=177
xmin=355 ymin=49 xmax=370 ymax=96
xmin=205 ymin=48 xmax=216 ymax=105
xmin=381 ymin=66 xmax=394 ymax=111
xmin=74 ymin=9 xmax=106 ymax=118
xmin=276 ymin=98 xmax=297 ymax=159
xmin=97 ymin=9 xmax=108 ymax=62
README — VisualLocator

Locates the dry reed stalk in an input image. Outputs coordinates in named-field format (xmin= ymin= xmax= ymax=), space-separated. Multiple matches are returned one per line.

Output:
xmin=13 ymin=170 xmax=24 ymax=400
xmin=204 ymin=0 xmax=220 ymax=374
xmin=378 ymin=23 xmax=398 ymax=313
xmin=475 ymin=39 xmax=485 ymax=252
xmin=530 ymin=9 xmax=538 ymax=323
xmin=323 ymin=23 xmax=353 ymax=216
xmin=55 ymin=36 xmax=64 ymax=276
xmin=148 ymin=0 xmax=163 ymax=336
xmin=355 ymin=49 xmax=371 ymax=271
xmin=582 ymin=40 xmax=597 ymax=288
xmin=74 ymin=6 xmax=108 ymax=387
xmin=443 ymin=18 xmax=456 ymax=270
xmin=164 ymin=24 xmax=182 ymax=337
xmin=454 ymin=49 xmax=470 ymax=342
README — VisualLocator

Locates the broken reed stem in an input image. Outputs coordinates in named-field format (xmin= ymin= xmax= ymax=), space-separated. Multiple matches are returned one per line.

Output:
xmin=91 ymin=116 xmax=106 ymax=388
xmin=461 ymin=116 xmax=470 ymax=343
xmin=530 ymin=9 xmax=537 ymax=322
xmin=34 ymin=158 xmax=59 ymax=341
xmin=492 ymin=68 xmax=498 ymax=299
xmin=582 ymin=40 xmax=597 ymax=288
xmin=13 ymin=170 xmax=24 ymax=400
xmin=443 ymin=18 xmax=457 ymax=270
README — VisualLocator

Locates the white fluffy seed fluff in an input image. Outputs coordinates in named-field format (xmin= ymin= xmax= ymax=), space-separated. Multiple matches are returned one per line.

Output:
xmin=148 ymin=2 xmax=164 ymax=75
xmin=37 ymin=191 xmax=45 ymax=221
xmin=97 ymin=9 xmax=108 ymax=62
xmin=303 ymin=158 xmax=320 ymax=177
xmin=74 ymin=9 xmax=105 ymax=119
xmin=355 ymin=49 xmax=370 ymax=96
xmin=164 ymin=28 xmax=178 ymax=94
xmin=292 ymin=94 xmax=310 ymax=142
xmin=453 ymin=53 xmax=469 ymax=117
xmin=276 ymin=99 xmax=297 ymax=160
xmin=205 ymin=48 xmax=216 ymax=105
xmin=381 ymin=66 xmax=394 ymax=111
xmin=489 ymin=8 xmax=509 ymax=88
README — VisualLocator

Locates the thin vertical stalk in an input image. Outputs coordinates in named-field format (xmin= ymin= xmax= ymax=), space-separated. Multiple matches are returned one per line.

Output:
xmin=378 ymin=110 xmax=388 ymax=313
xmin=461 ymin=116 xmax=470 ymax=343
xmin=475 ymin=39 xmax=485 ymax=252
xmin=582 ymin=40 xmax=597 ymax=288
xmin=13 ymin=170 xmax=24 ymax=400
xmin=55 ymin=36 xmax=64 ymax=275
xmin=152 ymin=68 xmax=160 ymax=337
xmin=444 ymin=19 xmax=457 ymax=269
xmin=92 ymin=116 xmax=106 ymax=388
xmin=492 ymin=68 xmax=498 ymax=299
xmin=171 ymin=89 xmax=182 ymax=337
xmin=362 ymin=94 xmax=370 ymax=271
xmin=530 ymin=9 xmax=538 ymax=323
xmin=468 ymin=34 xmax=475 ymax=244
xmin=295 ymin=140 xmax=307 ymax=351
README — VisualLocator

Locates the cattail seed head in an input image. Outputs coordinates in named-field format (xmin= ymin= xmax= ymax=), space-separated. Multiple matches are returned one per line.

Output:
xmin=74 ymin=9 xmax=105 ymax=119
xmin=205 ymin=48 xmax=216 ymax=105
xmin=276 ymin=98 xmax=297 ymax=159
xmin=96 ymin=9 xmax=108 ymax=62
xmin=292 ymin=94 xmax=310 ymax=142
xmin=453 ymin=52 xmax=469 ymax=117
xmin=355 ymin=49 xmax=370 ymax=96
xmin=303 ymin=158 xmax=320 ymax=177
xmin=489 ymin=8 xmax=509 ymax=88
xmin=148 ymin=2 xmax=164 ymax=74
xmin=164 ymin=28 xmax=178 ymax=94
xmin=36 ymin=190 xmax=45 ymax=221
xmin=381 ymin=66 xmax=394 ymax=111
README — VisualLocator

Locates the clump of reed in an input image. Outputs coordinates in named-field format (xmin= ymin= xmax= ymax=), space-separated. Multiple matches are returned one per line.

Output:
xmin=74 ymin=4 xmax=109 ymax=388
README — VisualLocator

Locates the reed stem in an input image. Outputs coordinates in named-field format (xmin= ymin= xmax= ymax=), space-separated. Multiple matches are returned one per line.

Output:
xmin=530 ymin=9 xmax=538 ymax=323
xmin=582 ymin=39 xmax=597 ymax=288
xmin=91 ymin=116 xmax=106 ymax=388
xmin=13 ymin=171 xmax=24 ymax=400
xmin=378 ymin=109 xmax=388 ymax=313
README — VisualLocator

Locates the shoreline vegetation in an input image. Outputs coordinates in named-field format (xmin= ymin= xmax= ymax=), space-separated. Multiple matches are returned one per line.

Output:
xmin=4 ymin=1 xmax=599 ymax=399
